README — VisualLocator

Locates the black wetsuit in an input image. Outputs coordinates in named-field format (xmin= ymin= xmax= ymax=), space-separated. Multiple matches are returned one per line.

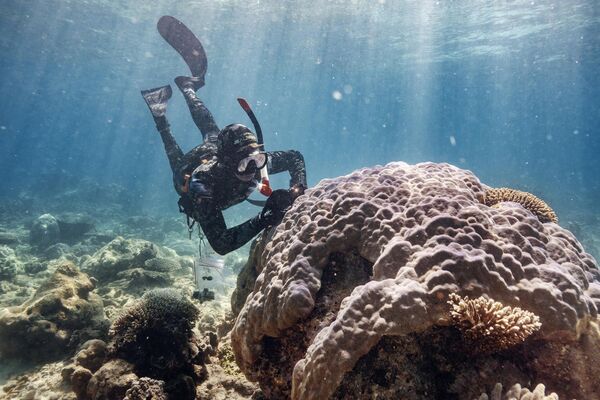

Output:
xmin=152 ymin=86 xmax=306 ymax=255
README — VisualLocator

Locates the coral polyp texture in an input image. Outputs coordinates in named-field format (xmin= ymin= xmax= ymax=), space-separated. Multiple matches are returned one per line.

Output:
xmin=483 ymin=187 xmax=558 ymax=224
xmin=448 ymin=293 xmax=541 ymax=353
xmin=478 ymin=383 xmax=558 ymax=400
xmin=230 ymin=162 xmax=600 ymax=400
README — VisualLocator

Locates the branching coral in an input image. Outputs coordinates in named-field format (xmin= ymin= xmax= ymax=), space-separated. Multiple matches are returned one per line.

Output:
xmin=479 ymin=382 xmax=559 ymax=400
xmin=483 ymin=187 xmax=558 ymax=223
xmin=448 ymin=293 xmax=541 ymax=353
xmin=108 ymin=288 xmax=200 ymax=378
xmin=124 ymin=377 xmax=168 ymax=400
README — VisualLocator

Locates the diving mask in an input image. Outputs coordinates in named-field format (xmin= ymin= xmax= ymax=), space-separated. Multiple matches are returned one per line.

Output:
xmin=237 ymin=151 xmax=267 ymax=174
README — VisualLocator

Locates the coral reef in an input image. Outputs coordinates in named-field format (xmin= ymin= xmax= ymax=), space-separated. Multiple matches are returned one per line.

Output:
xmin=448 ymin=293 xmax=541 ymax=353
xmin=124 ymin=377 xmax=168 ymax=400
xmin=61 ymin=288 xmax=209 ymax=399
xmin=0 ymin=244 xmax=23 ymax=281
xmin=483 ymin=188 xmax=558 ymax=224
xmin=82 ymin=236 xmax=159 ymax=281
xmin=0 ymin=261 xmax=108 ymax=362
xmin=231 ymin=162 xmax=600 ymax=399
xmin=478 ymin=383 xmax=559 ymax=400
xmin=0 ymin=230 xmax=19 ymax=245
xmin=85 ymin=359 xmax=139 ymax=399
xmin=144 ymin=256 xmax=181 ymax=272
xmin=56 ymin=213 xmax=95 ymax=243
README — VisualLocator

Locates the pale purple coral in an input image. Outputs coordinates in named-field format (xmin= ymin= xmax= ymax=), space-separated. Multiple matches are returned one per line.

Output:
xmin=231 ymin=162 xmax=600 ymax=399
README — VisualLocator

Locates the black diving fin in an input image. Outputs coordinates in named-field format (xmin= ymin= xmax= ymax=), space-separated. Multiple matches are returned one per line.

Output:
xmin=157 ymin=16 xmax=207 ymax=79
xmin=141 ymin=85 xmax=172 ymax=118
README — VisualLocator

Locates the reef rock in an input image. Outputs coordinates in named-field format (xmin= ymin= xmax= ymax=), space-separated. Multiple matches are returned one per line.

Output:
xmin=81 ymin=236 xmax=159 ymax=282
xmin=30 ymin=213 xmax=61 ymax=248
xmin=0 ymin=244 xmax=23 ymax=281
xmin=231 ymin=162 xmax=600 ymax=400
xmin=0 ymin=230 xmax=19 ymax=245
xmin=86 ymin=359 xmax=139 ymax=400
xmin=0 ymin=261 xmax=109 ymax=362
xmin=57 ymin=213 xmax=95 ymax=243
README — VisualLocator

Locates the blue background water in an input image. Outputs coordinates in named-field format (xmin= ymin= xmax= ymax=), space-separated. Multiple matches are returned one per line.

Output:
xmin=0 ymin=1 xmax=598 ymax=245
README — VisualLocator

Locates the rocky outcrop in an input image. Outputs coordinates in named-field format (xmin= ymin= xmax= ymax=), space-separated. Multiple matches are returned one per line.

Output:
xmin=0 ymin=261 xmax=109 ymax=362
xmin=231 ymin=162 xmax=600 ymax=399
xmin=81 ymin=236 xmax=159 ymax=282
xmin=30 ymin=213 xmax=61 ymax=248
xmin=56 ymin=213 xmax=95 ymax=243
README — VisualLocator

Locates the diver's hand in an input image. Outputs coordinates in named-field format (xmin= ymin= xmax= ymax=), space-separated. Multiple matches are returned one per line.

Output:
xmin=289 ymin=183 xmax=306 ymax=200
xmin=259 ymin=189 xmax=294 ymax=227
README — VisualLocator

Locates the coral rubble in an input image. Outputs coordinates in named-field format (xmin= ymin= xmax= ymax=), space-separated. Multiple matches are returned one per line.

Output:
xmin=231 ymin=162 xmax=600 ymax=399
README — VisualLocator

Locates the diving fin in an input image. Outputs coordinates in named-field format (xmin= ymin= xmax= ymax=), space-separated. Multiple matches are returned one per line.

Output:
xmin=141 ymin=85 xmax=172 ymax=118
xmin=175 ymin=75 xmax=204 ymax=93
xmin=158 ymin=16 xmax=207 ymax=79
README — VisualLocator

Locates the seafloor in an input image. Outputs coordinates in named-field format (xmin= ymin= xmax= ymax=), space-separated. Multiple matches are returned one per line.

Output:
xmin=0 ymin=175 xmax=258 ymax=399
xmin=1 ymin=162 xmax=599 ymax=400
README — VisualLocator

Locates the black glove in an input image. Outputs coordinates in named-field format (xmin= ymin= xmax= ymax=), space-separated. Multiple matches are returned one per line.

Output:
xmin=289 ymin=183 xmax=306 ymax=200
xmin=259 ymin=189 xmax=294 ymax=227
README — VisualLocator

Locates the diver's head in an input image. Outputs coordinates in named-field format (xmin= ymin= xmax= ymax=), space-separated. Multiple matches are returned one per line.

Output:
xmin=217 ymin=124 xmax=266 ymax=181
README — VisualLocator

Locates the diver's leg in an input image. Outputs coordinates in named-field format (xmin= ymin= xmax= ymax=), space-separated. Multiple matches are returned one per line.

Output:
xmin=141 ymin=85 xmax=184 ymax=173
xmin=175 ymin=76 xmax=220 ymax=143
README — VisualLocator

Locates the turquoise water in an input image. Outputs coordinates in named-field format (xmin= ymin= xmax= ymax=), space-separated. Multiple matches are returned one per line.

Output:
xmin=0 ymin=1 xmax=599 ymax=236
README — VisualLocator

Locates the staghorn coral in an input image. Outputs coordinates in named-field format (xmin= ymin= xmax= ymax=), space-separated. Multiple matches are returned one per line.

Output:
xmin=108 ymin=288 xmax=200 ymax=379
xmin=448 ymin=293 xmax=541 ymax=353
xmin=230 ymin=162 xmax=600 ymax=400
xmin=479 ymin=382 xmax=559 ymax=400
xmin=483 ymin=188 xmax=558 ymax=224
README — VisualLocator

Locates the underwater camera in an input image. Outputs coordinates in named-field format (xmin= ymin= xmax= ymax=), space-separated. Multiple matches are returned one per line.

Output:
xmin=193 ymin=287 xmax=215 ymax=303
xmin=192 ymin=251 xmax=224 ymax=303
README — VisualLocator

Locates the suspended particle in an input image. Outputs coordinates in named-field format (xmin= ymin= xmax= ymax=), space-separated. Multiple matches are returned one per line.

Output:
xmin=332 ymin=91 xmax=343 ymax=101
xmin=343 ymin=85 xmax=353 ymax=95
xmin=449 ymin=135 xmax=456 ymax=146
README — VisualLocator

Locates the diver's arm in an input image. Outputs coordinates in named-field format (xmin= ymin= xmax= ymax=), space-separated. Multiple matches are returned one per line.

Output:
xmin=266 ymin=150 xmax=308 ymax=188
xmin=195 ymin=202 xmax=265 ymax=255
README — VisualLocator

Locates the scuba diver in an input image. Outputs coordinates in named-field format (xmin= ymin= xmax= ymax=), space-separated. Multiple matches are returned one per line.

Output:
xmin=141 ymin=17 xmax=307 ymax=258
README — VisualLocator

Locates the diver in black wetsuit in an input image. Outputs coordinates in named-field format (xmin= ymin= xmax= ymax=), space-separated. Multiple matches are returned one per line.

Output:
xmin=141 ymin=76 xmax=307 ymax=255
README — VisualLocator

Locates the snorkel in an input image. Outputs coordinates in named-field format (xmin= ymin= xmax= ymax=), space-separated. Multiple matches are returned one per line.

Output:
xmin=237 ymin=98 xmax=272 ymax=196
